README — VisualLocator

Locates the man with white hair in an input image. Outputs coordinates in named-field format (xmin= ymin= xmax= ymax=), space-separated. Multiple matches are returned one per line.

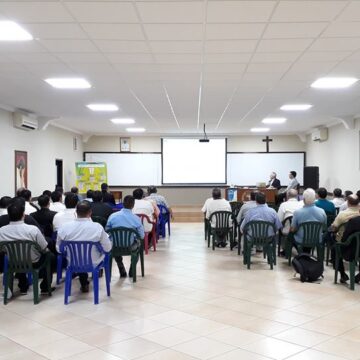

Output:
xmin=267 ymin=172 xmax=281 ymax=190
xmin=290 ymin=188 xmax=327 ymax=246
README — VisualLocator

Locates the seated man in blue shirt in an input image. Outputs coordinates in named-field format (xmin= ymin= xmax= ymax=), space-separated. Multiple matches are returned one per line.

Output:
xmin=315 ymin=187 xmax=336 ymax=215
xmin=106 ymin=195 xmax=145 ymax=278
xmin=291 ymin=188 xmax=327 ymax=251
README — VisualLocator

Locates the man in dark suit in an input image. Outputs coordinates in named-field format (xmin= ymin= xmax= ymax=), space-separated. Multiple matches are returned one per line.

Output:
xmin=267 ymin=172 xmax=281 ymax=190
xmin=91 ymin=191 xmax=113 ymax=220
xmin=31 ymin=195 xmax=57 ymax=238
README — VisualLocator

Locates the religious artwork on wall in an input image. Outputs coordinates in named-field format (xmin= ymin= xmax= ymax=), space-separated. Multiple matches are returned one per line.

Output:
xmin=15 ymin=150 xmax=28 ymax=193
xmin=120 ymin=137 xmax=131 ymax=152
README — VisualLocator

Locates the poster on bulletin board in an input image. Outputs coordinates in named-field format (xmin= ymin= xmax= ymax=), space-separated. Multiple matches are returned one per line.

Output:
xmin=75 ymin=162 xmax=107 ymax=193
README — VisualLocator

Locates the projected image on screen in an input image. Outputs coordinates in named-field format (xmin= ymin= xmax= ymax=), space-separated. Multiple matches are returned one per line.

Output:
xmin=162 ymin=138 xmax=226 ymax=184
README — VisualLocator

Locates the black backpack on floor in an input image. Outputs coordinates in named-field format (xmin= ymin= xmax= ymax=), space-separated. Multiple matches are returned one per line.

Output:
xmin=292 ymin=253 xmax=324 ymax=282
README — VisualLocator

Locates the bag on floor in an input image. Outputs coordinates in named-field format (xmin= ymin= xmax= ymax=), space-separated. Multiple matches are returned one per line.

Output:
xmin=292 ymin=253 xmax=324 ymax=282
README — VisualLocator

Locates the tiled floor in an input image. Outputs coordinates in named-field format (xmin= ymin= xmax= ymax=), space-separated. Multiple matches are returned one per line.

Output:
xmin=0 ymin=223 xmax=360 ymax=360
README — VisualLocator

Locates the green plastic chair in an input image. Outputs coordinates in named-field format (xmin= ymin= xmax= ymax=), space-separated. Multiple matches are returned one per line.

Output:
xmin=334 ymin=231 xmax=360 ymax=290
xmin=0 ymin=240 xmax=52 ymax=305
xmin=204 ymin=216 xmax=210 ymax=241
xmin=91 ymin=215 xmax=107 ymax=228
xmin=286 ymin=221 xmax=326 ymax=266
xmin=242 ymin=221 xmax=277 ymax=270
xmin=325 ymin=222 xmax=346 ymax=266
xmin=107 ymin=227 xmax=144 ymax=282
xmin=208 ymin=211 xmax=234 ymax=250
xmin=230 ymin=202 xmax=243 ymax=243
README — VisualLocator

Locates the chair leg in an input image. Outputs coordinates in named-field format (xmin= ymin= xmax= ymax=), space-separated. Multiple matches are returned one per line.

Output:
xmin=152 ymin=229 xmax=157 ymax=251
xmin=212 ymin=234 xmax=216 ymax=251
xmin=247 ymin=246 xmax=251 ymax=269
xmin=131 ymin=254 xmax=137 ymax=283
xmin=140 ymin=250 xmax=145 ymax=277
xmin=334 ymin=251 xmax=339 ymax=284
xmin=168 ymin=219 xmax=171 ymax=236
xmin=64 ymin=270 xmax=71 ymax=305
xmin=32 ymin=272 xmax=39 ymax=305
xmin=144 ymin=233 xmax=149 ymax=255
xmin=3 ymin=271 xmax=10 ymax=305
xmin=105 ymin=263 xmax=111 ymax=297
xmin=93 ymin=270 xmax=99 ymax=304
xmin=56 ymin=254 xmax=62 ymax=285
xmin=349 ymin=262 xmax=355 ymax=290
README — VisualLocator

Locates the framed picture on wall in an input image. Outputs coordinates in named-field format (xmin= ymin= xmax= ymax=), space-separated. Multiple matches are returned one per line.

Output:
xmin=15 ymin=150 xmax=28 ymax=193
xmin=120 ymin=137 xmax=131 ymax=152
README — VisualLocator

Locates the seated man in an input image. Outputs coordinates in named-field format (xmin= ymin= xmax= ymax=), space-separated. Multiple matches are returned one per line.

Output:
xmin=20 ymin=189 xmax=38 ymax=214
xmin=339 ymin=190 xmax=353 ymax=212
xmin=277 ymin=189 xmax=303 ymax=233
xmin=267 ymin=172 xmax=281 ymax=190
xmin=132 ymin=188 xmax=158 ymax=233
xmin=315 ymin=187 xmax=336 ymax=215
xmin=0 ymin=198 xmax=54 ymax=294
xmin=237 ymin=191 xmax=257 ymax=225
xmin=0 ymin=196 xmax=12 ymax=216
xmin=84 ymin=189 xmax=93 ymax=202
xmin=53 ymin=193 xmax=78 ymax=232
xmin=331 ymin=188 xmax=345 ymax=209
xmin=201 ymin=196 xmax=213 ymax=214
xmin=101 ymin=183 xmax=116 ymax=206
xmin=276 ymin=171 xmax=299 ymax=205
xmin=331 ymin=194 xmax=360 ymax=283
xmin=50 ymin=191 xmax=66 ymax=212
xmin=106 ymin=195 xmax=145 ymax=278
xmin=91 ymin=191 xmax=113 ymax=220
xmin=56 ymin=201 xmax=112 ymax=292
xmin=290 ymin=188 xmax=327 ymax=251
xmin=71 ymin=186 xmax=82 ymax=201
xmin=146 ymin=186 xmax=173 ymax=218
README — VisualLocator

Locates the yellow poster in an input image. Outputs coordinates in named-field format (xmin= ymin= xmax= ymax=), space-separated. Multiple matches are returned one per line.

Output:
xmin=75 ymin=162 xmax=107 ymax=193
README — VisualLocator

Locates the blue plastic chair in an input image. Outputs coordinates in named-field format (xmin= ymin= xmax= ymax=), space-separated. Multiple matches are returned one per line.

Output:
xmin=157 ymin=205 xmax=170 ymax=238
xmin=59 ymin=240 xmax=110 ymax=305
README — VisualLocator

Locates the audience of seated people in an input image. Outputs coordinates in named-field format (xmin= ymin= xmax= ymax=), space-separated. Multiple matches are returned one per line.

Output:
xmin=53 ymin=193 xmax=78 ymax=231
xmin=91 ymin=190 xmax=113 ymax=220
xmin=315 ymin=187 xmax=336 ymax=215
xmin=101 ymin=183 xmax=116 ymax=206
xmin=50 ymin=191 xmax=66 ymax=212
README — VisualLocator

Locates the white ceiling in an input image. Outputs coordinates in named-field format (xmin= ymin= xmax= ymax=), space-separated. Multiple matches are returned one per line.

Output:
xmin=1 ymin=0 xmax=360 ymax=136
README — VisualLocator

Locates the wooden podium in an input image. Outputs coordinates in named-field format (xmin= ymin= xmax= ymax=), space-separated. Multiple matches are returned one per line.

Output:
xmin=226 ymin=187 xmax=278 ymax=203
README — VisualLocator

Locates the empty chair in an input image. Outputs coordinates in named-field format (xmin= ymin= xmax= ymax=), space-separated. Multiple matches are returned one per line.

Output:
xmin=157 ymin=205 xmax=171 ymax=238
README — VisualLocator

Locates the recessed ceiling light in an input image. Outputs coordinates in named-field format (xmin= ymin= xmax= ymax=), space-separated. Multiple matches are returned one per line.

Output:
xmin=87 ymin=104 xmax=119 ymax=112
xmin=262 ymin=117 xmax=287 ymax=124
xmin=45 ymin=78 xmax=91 ymax=89
xmin=111 ymin=118 xmax=135 ymax=125
xmin=126 ymin=127 xmax=146 ymax=133
xmin=250 ymin=127 xmax=270 ymax=133
xmin=0 ymin=21 xmax=33 ymax=41
xmin=280 ymin=104 xmax=312 ymax=111
xmin=311 ymin=77 xmax=358 ymax=89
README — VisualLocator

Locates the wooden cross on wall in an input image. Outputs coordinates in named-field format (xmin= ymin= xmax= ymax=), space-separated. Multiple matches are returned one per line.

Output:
xmin=262 ymin=136 xmax=273 ymax=153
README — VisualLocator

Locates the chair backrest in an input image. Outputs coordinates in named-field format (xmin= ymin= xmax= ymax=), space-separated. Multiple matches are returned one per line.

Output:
xmin=107 ymin=227 xmax=140 ymax=248
xmin=283 ymin=216 xmax=293 ymax=227
xmin=230 ymin=202 xmax=243 ymax=223
xmin=0 ymin=240 xmax=41 ymax=273
xmin=158 ymin=204 xmax=169 ymax=215
xmin=59 ymin=240 xmax=103 ymax=272
xmin=136 ymin=214 xmax=154 ymax=225
xmin=297 ymin=221 xmax=325 ymax=246
xmin=209 ymin=211 xmax=233 ymax=229
xmin=91 ymin=215 xmax=107 ymax=228
xmin=343 ymin=231 xmax=360 ymax=262
xmin=243 ymin=221 xmax=276 ymax=245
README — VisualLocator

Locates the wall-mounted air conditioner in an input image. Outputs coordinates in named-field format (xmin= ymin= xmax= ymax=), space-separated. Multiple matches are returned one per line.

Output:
xmin=13 ymin=112 xmax=38 ymax=131
xmin=311 ymin=128 xmax=328 ymax=142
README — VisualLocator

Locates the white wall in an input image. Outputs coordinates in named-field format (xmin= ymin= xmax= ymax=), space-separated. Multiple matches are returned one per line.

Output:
xmin=306 ymin=121 xmax=360 ymax=192
xmin=0 ymin=109 xmax=83 ymax=197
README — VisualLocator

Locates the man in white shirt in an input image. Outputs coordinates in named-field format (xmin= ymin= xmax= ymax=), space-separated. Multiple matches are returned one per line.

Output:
xmin=50 ymin=191 xmax=66 ymax=212
xmin=206 ymin=188 xmax=232 ymax=226
xmin=0 ymin=196 xmax=11 ymax=216
xmin=146 ymin=186 xmax=173 ymax=218
xmin=201 ymin=197 xmax=213 ymax=213
xmin=331 ymin=188 xmax=345 ymax=209
xmin=56 ymin=200 xmax=112 ymax=292
xmin=20 ymin=189 xmax=38 ymax=215
xmin=132 ymin=188 xmax=158 ymax=232
xmin=53 ymin=193 xmax=78 ymax=231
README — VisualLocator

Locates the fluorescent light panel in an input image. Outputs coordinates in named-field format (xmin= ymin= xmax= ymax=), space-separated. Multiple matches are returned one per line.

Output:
xmin=251 ymin=127 xmax=270 ymax=133
xmin=45 ymin=78 xmax=91 ymax=89
xmin=0 ymin=21 xmax=33 ymax=41
xmin=87 ymin=104 xmax=119 ymax=111
xmin=126 ymin=127 xmax=146 ymax=133
xmin=280 ymin=104 xmax=312 ymax=111
xmin=262 ymin=117 xmax=287 ymax=124
xmin=311 ymin=77 xmax=358 ymax=89
xmin=111 ymin=118 xmax=135 ymax=125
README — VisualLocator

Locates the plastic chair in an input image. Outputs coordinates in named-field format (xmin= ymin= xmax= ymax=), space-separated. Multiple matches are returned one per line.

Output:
xmin=242 ymin=221 xmax=277 ymax=270
xmin=0 ymin=240 xmax=52 ymax=305
xmin=59 ymin=240 xmax=110 ymax=305
xmin=204 ymin=216 xmax=210 ymax=241
xmin=286 ymin=221 xmax=326 ymax=266
xmin=91 ymin=215 xmax=107 ymax=228
xmin=107 ymin=227 xmax=144 ymax=282
xmin=230 ymin=202 xmax=243 ymax=242
xmin=157 ymin=205 xmax=171 ymax=238
xmin=208 ymin=211 xmax=234 ymax=250
xmin=334 ymin=231 xmax=360 ymax=290
xmin=136 ymin=214 xmax=156 ymax=255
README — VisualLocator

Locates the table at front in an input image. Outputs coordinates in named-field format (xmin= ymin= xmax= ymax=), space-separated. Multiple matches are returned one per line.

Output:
xmin=227 ymin=188 xmax=278 ymax=203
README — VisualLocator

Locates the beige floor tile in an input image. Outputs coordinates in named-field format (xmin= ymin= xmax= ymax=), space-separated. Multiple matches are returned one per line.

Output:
xmin=240 ymin=318 xmax=292 ymax=336
xmin=176 ymin=318 xmax=229 ymax=336
xmin=300 ymin=318 xmax=357 ymax=336
xmin=0 ymin=349 xmax=48 ymax=360
xmin=50 ymin=317 xmax=105 ymax=336
xmin=339 ymin=327 xmax=360 ymax=343
xmin=314 ymin=338 xmax=360 ymax=360
xmin=62 ymin=349 xmax=124 ymax=360
xmin=242 ymin=337 xmax=306 ymax=360
xmin=274 ymin=327 xmax=331 ymax=347
xmin=0 ymin=338 xmax=28 ymax=357
xmin=75 ymin=326 xmax=134 ymax=346
xmin=263 ymin=310 xmax=315 ymax=326
xmin=113 ymin=318 xmax=168 ymax=336
xmin=172 ymin=337 xmax=236 ymax=360
xmin=286 ymin=349 xmax=348 ymax=360
xmin=211 ymin=348 xmax=273 ymax=360
xmin=148 ymin=310 xmax=197 ymax=325
xmin=135 ymin=348 xmax=198 ymax=360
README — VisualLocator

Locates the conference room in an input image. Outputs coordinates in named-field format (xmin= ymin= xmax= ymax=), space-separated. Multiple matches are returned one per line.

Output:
xmin=1 ymin=1 xmax=360 ymax=360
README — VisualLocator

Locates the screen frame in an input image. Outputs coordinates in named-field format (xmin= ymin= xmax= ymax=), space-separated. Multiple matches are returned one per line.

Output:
xmin=161 ymin=137 xmax=228 ymax=186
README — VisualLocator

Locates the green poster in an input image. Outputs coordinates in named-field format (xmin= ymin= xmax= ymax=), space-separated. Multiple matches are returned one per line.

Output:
xmin=75 ymin=162 xmax=107 ymax=193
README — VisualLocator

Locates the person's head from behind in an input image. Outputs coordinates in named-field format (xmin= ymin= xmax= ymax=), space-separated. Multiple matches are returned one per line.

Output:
xmin=92 ymin=191 xmax=103 ymax=203
xmin=38 ymin=195 xmax=50 ymax=209
xmin=303 ymin=188 xmax=316 ymax=205
xmin=101 ymin=183 xmax=108 ymax=192
xmin=287 ymin=189 xmax=298 ymax=200
xmin=8 ymin=198 xmax=25 ymax=221
xmin=289 ymin=171 xmax=297 ymax=179
xmin=255 ymin=192 xmax=266 ymax=205
xmin=356 ymin=190 xmax=360 ymax=199
xmin=333 ymin=188 xmax=342 ymax=198
xmin=212 ymin=188 xmax=221 ymax=200
xmin=147 ymin=186 xmax=157 ymax=195
xmin=123 ymin=195 xmax=135 ymax=210
xmin=76 ymin=200 xmax=92 ymax=218
xmin=42 ymin=190 xmax=51 ymax=197
xmin=51 ymin=191 xmax=62 ymax=203
xmin=16 ymin=187 xmax=25 ymax=197
xmin=64 ymin=193 xmax=78 ymax=209
xmin=86 ymin=189 xmax=93 ymax=199
xmin=55 ymin=185 xmax=63 ymax=194
xmin=0 ymin=196 xmax=12 ymax=209
xmin=71 ymin=186 xmax=79 ymax=195
xmin=317 ymin=187 xmax=328 ymax=199
xmin=20 ymin=189 xmax=32 ymax=202
xmin=347 ymin=194 xmax=359 ymax=208
xmin=133 ymin=188 xmax=144 ymax=200
xmin=344 ymin=190 xmax=353 ymax=200
xmin=270 ymin=172 xmax=276 ymax=179
xmin=250 ymin=191 xmax=257 ymax=201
